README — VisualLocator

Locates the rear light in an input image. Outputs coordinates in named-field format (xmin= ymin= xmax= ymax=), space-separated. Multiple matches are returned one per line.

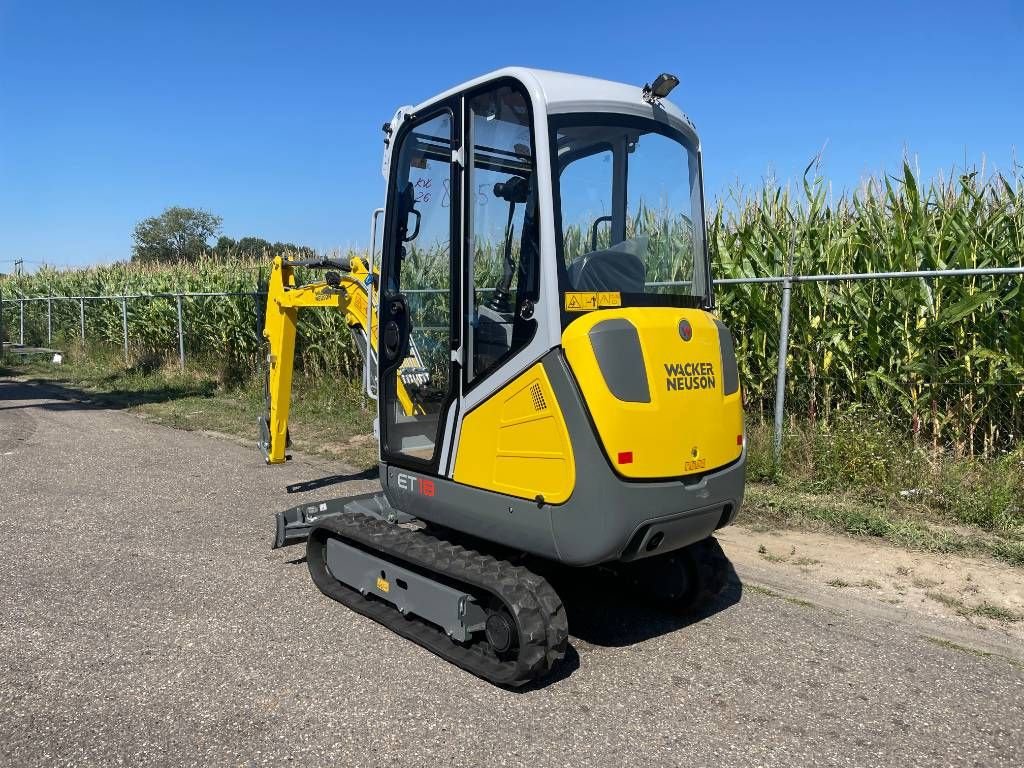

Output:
xmin=737 ymin=434 xmax=743 ymax=445
xmin=617 ymin=451 xmax=634 ymax=464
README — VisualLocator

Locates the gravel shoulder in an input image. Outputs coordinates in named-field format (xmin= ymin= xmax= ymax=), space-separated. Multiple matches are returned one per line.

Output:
xmin=2 ymin=378 xmax=1022 ymax=767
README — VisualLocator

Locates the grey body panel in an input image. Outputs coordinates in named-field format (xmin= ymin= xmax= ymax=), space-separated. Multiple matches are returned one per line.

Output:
xmin=588 ymin=318 xmax=650 ymax=403
xmin=381 ymin=348 xmax=745 ymax=566
xmin=324 ymin=538 xmax=486 ymax=642
xmin=713 ymin=318 xmax=740 ymax=396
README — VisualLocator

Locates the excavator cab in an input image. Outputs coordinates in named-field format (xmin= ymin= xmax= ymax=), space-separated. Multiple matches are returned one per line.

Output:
xmin=264 ymin=69 xmax=745 ymax=687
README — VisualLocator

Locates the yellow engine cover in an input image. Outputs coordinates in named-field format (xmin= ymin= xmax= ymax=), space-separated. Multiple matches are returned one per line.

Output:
xmin=453 ymin=364 xmax=576 ymax=503
xmin=562 ymin=308 xmax=743 ymax=479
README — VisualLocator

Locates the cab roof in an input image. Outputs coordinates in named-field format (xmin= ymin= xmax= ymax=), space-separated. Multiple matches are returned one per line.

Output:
xmin=410 ymin=67 xmax=700 ymax=145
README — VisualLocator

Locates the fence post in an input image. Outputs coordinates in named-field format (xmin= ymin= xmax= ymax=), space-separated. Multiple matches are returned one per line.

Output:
xmin=19 ymin=300 xmax=24 ymax=346
xmin=121 ymin=297 xmax=129 ymax=362
xmin=175 ymin=294 xmax=185 ymax=369
xmin=772 ymin=275 xmax=793 ymax=465
xmin=47 ymin=298 xmax=52 ymax=345
xmin=79 ymin=298 xmax=86 ymax=343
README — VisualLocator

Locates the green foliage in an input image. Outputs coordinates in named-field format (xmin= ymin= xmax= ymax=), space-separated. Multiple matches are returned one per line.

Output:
xmin=749 ymin=411 xmax=1024 ymax=537
xmin=712 ymin=162 xmax=1023 ymax=457
xmin=214 ymin=236 xmax=315 ymax=261
xmin=1 ymin=255 xmax=362 ymax=381
xmin=132 ymin=206 xmax=223 ymax=264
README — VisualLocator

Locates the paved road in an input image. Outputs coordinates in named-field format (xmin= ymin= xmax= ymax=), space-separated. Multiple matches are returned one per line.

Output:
xmin=1 ymin=378 xmax=1022 ymax=767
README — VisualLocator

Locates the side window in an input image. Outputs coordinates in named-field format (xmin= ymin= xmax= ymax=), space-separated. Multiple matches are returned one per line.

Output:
xmin=466 ymin=85 xmax=538 ymax=383
xmin=558 ymin=147 xmax=613 ymax=264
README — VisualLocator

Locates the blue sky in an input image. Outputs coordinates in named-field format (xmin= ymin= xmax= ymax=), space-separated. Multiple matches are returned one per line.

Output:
xmin=1 ymin=0 xmax=1021 ymax=270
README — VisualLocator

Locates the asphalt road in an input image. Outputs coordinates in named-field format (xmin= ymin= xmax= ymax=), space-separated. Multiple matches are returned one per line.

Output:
xmin=1 ymin=378 xmax=1022 ymax=767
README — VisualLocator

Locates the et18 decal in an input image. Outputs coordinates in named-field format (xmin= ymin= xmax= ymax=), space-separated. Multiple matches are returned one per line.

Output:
xmin=397 ymin=472 xmax=435 ymax=497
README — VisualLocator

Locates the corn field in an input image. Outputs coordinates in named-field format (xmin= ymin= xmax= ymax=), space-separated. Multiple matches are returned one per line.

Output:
xmin=2 ymin=163 xmax=1022 ymax=458
xmin=711 ymin=163 xmax=1023 ymax=458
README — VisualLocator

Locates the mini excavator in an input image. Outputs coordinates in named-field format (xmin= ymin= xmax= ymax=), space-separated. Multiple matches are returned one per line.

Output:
xmin=263 ymin=68 xmax=745 ymax=686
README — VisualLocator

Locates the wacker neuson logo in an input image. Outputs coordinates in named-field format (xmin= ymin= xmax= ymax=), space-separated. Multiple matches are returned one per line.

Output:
xmin=665 ymin=362 xmax=716 ymax=391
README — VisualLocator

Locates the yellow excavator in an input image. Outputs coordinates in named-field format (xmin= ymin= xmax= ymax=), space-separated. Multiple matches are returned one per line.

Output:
xmin=263 ymin=68 xmax=746 ymax=686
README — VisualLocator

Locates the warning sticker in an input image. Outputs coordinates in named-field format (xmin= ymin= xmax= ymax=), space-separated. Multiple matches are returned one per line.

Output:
xmin=376 ymin=576 xmax=390 ymax=593
xmin=564 ymin=291 xmax=621 ymax=311
xmin=564 ymin=292 xmax=597 ymax=311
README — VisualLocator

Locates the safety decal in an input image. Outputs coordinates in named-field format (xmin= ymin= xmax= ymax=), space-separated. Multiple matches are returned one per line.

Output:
xmin=564 ymin=291 xmax=621 ymax=312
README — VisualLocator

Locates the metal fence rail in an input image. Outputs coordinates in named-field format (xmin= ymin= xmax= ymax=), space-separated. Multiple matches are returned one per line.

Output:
xmin=0 ymin=290 xmax=263 ymax=369
xmin=3 ymin=264 xmax=1023 ymax=465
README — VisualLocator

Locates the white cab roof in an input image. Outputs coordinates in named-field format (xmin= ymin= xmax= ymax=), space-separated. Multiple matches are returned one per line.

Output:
xmin=411 ymin=67 xmax=699 ymax=145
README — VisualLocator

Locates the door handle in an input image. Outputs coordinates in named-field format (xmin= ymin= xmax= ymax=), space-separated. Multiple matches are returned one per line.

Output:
xmin=382 ymin=320 xmax=401 ymax=359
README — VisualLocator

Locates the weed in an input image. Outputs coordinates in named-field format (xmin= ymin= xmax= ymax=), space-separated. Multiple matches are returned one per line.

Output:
xmin=971 ymin=603 xmax=1022 ymax=623
xmin=925 ymin=591 xmax=964 ymax=609
xmin=923 ymin=636 xmax=992 ymax=658
xmin=745 ymin=584 xmax=781 ymax=599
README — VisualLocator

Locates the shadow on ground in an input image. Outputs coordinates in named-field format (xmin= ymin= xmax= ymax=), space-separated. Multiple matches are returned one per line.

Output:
xmin=285 ymin=468 xmax=379 ymax=494
xmin=0 ymin=374 xmax=214 ymax=412
xmin=547 ymin=557 xmax=742 ymax=648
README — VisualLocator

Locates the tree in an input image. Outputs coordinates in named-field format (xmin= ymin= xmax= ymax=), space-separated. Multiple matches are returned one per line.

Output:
xmin=213 ymin=235 xmax=316 ymax=261
xmin=132 ymin=207 xmax=223 ymax=263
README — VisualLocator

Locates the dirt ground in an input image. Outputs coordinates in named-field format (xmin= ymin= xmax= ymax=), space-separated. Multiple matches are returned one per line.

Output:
xmin=719 ymin=526 xmax=1024 ymax=649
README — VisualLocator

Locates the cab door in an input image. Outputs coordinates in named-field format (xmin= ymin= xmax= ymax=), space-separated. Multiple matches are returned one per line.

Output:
xmin=378 ymin=105 xmax=460 ymax=472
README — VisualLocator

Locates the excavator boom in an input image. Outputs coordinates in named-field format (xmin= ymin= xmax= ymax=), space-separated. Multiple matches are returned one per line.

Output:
xmin=259 ymin=254 xmax=420 ymax=464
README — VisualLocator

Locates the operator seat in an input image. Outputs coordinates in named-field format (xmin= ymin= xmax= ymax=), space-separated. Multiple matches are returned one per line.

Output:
xmin=567 ymin=249 xmax=646 ymax=293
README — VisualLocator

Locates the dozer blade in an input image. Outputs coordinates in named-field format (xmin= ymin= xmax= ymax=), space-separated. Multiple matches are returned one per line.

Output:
xmin=272 ymin=492 xmax=412 ymax=549
xmin=305 ymin=513 xmax=568 ymax=687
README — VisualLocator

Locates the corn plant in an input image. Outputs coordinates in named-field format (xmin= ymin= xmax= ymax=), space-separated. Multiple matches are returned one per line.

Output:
xmin=2 ymin=161 xmax=1021 ymax=457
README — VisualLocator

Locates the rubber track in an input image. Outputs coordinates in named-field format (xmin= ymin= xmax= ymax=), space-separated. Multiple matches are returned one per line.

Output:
xmin=306 ymin=513 xmax=567 ymax=687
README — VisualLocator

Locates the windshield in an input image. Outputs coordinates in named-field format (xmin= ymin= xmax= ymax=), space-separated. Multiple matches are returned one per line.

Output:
xmin=550 ymin=113 xmax=709 ymax=312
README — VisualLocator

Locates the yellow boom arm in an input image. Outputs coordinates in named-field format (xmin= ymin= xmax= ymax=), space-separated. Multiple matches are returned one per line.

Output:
xmin=260 ymin=254 xmax=418 ymax=464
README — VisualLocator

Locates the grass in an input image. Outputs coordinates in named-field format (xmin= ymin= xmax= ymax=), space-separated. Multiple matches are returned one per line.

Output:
xmin=972 ymin=603 xmax=1022 ymax=623
xmin=922 ymin=636 xmax=993 ymax=658
xmin=744 ymin=418 xmax=1024 ymax=541
xmin=1 ymin=344 xmax=376 ymax=470
xmin=793 ymin=556 xmax=821 ymax=566
xmin=924 ymin=591 xmax=1023 ymax=623
xmin=743 ymin=483 xmax=1024 ymax=568
xmin=925 ymin=591 xmax=964 ymax=609
xmin=744 ymin=583 xmax=816 ymax=609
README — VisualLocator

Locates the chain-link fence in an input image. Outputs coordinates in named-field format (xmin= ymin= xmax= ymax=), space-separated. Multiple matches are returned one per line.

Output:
xmin=714 ymin=266 xmax=1024 ymax=464
xmin=3 ymin=266 xmax=1023 ymax=472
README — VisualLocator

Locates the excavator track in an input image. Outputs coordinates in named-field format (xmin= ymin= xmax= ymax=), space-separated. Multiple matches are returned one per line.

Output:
xmin=306 ymin=513 xmax=568 ymax=687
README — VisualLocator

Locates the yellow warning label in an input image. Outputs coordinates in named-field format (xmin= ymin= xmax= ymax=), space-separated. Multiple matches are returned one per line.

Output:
xmin=376 ymin=577 xmax=390 ymax=593
xmin=564 ymin=292 xmax=598 ymax=312
xmin=564 ymin=291 xmax=621 ymax=311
